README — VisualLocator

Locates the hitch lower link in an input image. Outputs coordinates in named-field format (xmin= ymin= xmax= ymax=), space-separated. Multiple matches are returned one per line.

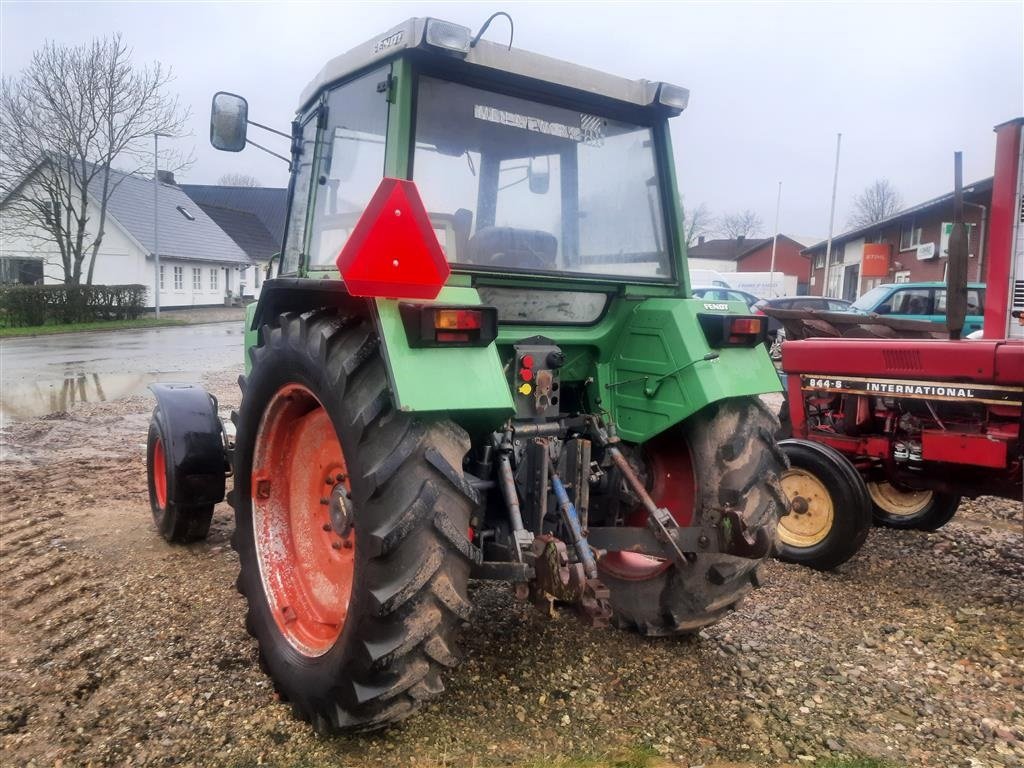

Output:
xmin=605 ymin=445 xmax=772 ymax=565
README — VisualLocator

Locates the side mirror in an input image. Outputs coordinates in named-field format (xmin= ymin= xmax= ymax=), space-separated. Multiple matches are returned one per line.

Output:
xmin=528 ymin=156 xmax=550 ymax=194
xmin=210 ymin=92 xmax=248 ymax=152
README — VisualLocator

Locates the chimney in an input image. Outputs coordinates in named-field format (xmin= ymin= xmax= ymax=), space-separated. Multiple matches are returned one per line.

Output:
xmin=697 ymin=235 xmax=705 ymax=246
xmin=156 ymin=170 xmax=176 ymax=186
xmin=737 ymin=235 xmax=745 ymax=244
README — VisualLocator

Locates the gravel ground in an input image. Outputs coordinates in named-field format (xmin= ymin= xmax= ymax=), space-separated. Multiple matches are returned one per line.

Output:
xmin=1 ymin=368 xmax=1021 ymax=768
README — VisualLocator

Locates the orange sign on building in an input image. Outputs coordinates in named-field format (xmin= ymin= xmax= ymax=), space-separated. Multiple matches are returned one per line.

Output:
xmin=861 ymin=243 xmax=891 ymax=278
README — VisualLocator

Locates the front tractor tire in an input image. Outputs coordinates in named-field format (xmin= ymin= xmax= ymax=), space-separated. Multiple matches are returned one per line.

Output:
xmin=867 ymin=482 xmax=960 ymax=531
xmin=231 ymin=310 xmax=475 ymax=733
xmin=146 ymin=411 xmax=215 ymax=543
xmin=776 ymin=439 xmax=871 ymax=570
xmin=598 ymin=398 xmax=787 ymax=637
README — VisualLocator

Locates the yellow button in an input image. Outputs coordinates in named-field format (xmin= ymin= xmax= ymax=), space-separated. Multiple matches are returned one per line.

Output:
xmin=518 ymin=382 xmax=533 ymax=395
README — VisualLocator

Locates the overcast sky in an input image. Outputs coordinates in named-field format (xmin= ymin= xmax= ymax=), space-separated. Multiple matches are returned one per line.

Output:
xmin=2 ymin=1 xmax=1021 ymax=241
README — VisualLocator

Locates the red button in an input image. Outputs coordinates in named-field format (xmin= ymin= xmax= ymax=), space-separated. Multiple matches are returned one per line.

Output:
xmin=520 ymin=368 xmax=533 ymax=382
xmin=521 ymin=355 xmax=534 ymax=368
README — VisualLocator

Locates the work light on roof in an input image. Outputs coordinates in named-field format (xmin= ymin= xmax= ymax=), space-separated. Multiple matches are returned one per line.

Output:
xmin=425 ymin=19 xmax=472 ymax=54
xmin=656 ymin=82 xmax=690 ymax=112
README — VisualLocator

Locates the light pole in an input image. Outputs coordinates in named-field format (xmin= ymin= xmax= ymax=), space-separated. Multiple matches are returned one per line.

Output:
xmin=153 ymin=132 xmax=170 ymax=318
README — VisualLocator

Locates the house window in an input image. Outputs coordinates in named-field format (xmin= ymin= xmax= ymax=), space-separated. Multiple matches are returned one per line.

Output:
xmin=813 ymin=252 xmax=825 ymax=269
xmin=159 ymin=265 xmax=166 ymax=291
xmin=900 ymin=220 xmax=923 ymax=251
xmin=894 ymin=270 xmax=911 ymax=283
xmin=192 ymin=267 xmax=202 ymax=290
xmin=173 ymin=266 xmax=183 ymax=291
xmin=829 ymin=243 xmax=845 ymax=264
xmin=210 ymin=268 xmax=218 ymax=290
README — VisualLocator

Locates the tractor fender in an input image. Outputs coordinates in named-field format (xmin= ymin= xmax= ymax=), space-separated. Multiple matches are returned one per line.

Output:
xmin=149 ymin=383 xmax=227 ymax=506
xmin=249 ymin=279 xmax=514 ymax=419
xmin=605 ymin=298 xmax=782 ymax=444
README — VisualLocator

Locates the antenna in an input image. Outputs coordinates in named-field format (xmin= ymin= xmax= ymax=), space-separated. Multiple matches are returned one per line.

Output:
xmin=471 ymin=11 xmax=514 ymax=50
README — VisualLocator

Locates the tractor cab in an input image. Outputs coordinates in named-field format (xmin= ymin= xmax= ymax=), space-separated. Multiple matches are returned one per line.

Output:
xmin=213 ymin=17 xmax=688 ymax=297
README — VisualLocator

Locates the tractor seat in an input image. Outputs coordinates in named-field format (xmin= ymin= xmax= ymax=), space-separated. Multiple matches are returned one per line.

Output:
xmin=467 ymin=227 xmax=557 ymax=270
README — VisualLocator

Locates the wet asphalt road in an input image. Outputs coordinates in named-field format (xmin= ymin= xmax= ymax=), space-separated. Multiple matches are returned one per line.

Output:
xmin=0 ymin=321 xmax=243 ymax=423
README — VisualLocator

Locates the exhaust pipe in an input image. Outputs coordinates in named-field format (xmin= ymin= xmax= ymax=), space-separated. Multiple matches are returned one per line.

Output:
xmin=946 ymin=151 xmax=969 ymax=340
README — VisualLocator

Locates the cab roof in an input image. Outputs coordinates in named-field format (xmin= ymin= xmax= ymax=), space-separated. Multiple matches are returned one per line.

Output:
xmin=298 ymin=17 xmax=687 ymax=114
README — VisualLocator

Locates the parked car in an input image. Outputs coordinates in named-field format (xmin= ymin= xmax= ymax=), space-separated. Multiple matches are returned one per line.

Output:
xmin=850 ymin=281 xmax=986 ymax=334
xmin=753 ymin=295 xmax=854 ymax=339
xmin=691 ymin=285 xmax=761 ymax=310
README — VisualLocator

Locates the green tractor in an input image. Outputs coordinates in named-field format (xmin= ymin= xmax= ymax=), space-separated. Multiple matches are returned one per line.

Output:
xmin=146 ymin=17 xmax=788 ymax=733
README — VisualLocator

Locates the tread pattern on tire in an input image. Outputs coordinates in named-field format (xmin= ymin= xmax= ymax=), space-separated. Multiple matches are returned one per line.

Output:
xmin=601 ymin=397 xmax=787 ymax=637
xmin=230 ymin=309 xmax=475 ymax=732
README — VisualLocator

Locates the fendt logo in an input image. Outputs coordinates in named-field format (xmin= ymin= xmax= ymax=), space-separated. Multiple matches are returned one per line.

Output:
xmin=373 ymin=31 xmax=404 ymax=54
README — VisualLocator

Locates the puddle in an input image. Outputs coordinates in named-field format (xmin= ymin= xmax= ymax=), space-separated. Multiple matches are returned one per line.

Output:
xmin=0 ymin=371 xmax=202 ymax=425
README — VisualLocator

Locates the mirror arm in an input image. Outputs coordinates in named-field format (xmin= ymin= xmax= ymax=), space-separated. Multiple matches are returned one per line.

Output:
xmin=245 ymin=137 xmax=291 ymax=166
xmin=247 ymin=119 xmax=292 ymax=141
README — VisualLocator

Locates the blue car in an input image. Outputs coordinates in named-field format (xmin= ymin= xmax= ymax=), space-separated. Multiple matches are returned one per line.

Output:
xmin=851 ymin=281 xmax=986 ymax=334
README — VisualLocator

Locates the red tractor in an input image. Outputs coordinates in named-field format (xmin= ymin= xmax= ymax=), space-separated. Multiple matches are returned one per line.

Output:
xmin=770 ymin=118 xmax=1023 ymax=570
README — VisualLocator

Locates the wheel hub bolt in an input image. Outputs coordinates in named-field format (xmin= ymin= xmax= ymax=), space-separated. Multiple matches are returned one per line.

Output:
xmin=791 ymin=496 xmax=809 ymax=515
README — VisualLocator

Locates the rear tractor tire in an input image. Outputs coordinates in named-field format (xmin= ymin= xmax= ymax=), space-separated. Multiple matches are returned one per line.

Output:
xmin=867 ymin=482 xmax=960 ymax=531
xmin=598 ymin=397 xmax=787 ymax=637
xmin=776 ymin=439 xmax=871 ymax=570
xmin=231 ymin=310 xmax=476 ymax=733
xmin=146 ymin=410 xmax=215 ymax=543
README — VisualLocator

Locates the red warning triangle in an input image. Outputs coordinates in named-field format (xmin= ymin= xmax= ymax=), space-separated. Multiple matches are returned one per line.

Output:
xmin=336 ymin=178 xmax=450 ymax=300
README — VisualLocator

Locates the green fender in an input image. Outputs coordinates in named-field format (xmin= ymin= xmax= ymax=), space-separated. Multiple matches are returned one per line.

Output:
xmin=374 ymin=286 xmax=516 ymax=419
xmin=599 ymin=298 xmax=781 ymax=444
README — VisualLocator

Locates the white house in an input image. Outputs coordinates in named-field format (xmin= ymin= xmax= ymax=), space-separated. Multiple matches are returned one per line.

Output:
xmin=1 ymin=163 xmax=265 ymax=308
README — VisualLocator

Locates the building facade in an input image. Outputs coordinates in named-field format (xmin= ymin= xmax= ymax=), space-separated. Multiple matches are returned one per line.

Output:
xmin=1 ymin=165 xmax=264 ymax=308
xmin=735 ymin=235 xmax=813 ymax=293
xmin=803 ymin=178 xmax=992 ymax=301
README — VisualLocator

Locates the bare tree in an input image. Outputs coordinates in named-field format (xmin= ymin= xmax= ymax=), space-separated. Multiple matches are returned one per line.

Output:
xmin=717 ymin=209 xmax=764 ymax=240
xmin=0 ymin=35 xmax=190 ymax=285
xmin=682 ymin=201 xmax=713 ymax=247
xmin=847 ymin=178 xmax=903 ymax=228
xmin=218 ymin=173 xmax=261 ymax=187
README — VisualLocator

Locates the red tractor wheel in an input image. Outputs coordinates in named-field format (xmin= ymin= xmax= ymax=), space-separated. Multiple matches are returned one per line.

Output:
xmin=598 ymin=398 xmax=786 ymax=636
xmin=250 ymin=383 xmax=356 ymax=657
xmin=231 ymin=310 xmax=475 ymax=733
xmin=146 ymin=409 xmax=215 ymax=543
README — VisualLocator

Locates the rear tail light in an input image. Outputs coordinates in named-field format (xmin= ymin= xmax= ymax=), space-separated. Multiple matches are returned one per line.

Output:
xmin=400 ymin=303 xmax=498 ymax=347
xmin=698 ymin=313 xmax=767 ymax=348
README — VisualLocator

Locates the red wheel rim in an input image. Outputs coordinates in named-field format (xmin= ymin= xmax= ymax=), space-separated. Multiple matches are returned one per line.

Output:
xmin=153 ymin=436 xmax=168 ymax=509
xmin=251 ymin=383 xmax=355 ymax=657
xmin=599 ymin=431 xmax=696 ymax=580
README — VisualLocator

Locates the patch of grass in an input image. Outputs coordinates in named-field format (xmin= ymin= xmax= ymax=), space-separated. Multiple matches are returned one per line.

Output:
xmin=0 ymin=317 xmax=185 ymax=337
xmin=522 ymin=745 xmax=660 ymax=768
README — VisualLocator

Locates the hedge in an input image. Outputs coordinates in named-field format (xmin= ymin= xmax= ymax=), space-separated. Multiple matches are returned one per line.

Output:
xmin=0 ymin=284 xmax=148 ymax=326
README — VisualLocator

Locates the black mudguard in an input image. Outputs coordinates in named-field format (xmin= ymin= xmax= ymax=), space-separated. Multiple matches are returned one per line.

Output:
xmin=149 ymin=383 xmax=227 ymax=507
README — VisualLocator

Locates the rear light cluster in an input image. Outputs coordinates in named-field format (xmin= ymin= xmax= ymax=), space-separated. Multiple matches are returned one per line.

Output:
xmin=399 ymin=303 xmax=498 ymax=348
xmin=697 ymin=313 xmax=767 ymax=348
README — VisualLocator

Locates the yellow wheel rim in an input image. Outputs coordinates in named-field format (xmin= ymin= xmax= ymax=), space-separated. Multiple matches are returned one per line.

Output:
xmin=779 ymin=468 xmax=835 ymax=548
xmin=867 ymin=481 xmax=932 ymax=517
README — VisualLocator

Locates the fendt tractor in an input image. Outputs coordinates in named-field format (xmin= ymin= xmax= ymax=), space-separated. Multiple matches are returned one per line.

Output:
xmin=767 ymin=119 xmax=1024 ymax=571
xmin=145 ymin=17 xmax=788 ymax=732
